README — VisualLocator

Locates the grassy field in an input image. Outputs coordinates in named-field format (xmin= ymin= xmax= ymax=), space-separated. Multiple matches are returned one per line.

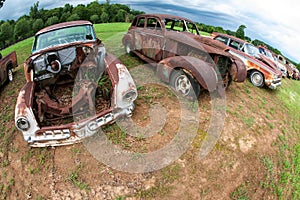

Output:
xmin=0 ymin=22 xmax=300 ymax=199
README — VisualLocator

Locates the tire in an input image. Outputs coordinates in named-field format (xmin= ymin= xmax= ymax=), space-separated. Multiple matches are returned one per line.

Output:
xmin=125 ymin=41 xmax=132 ymax=54
xmin=7 ymin=68 xmax=13 ymax=83
xmin=249 ymin=71 xmax=264 ymax=87
xmin=170 ymin=70 xmax=200 ymax=100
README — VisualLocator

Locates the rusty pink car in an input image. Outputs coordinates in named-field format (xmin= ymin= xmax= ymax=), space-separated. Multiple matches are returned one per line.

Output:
xmin=15 ymin=21 xmax=137 ymax=147
xmin=212 ymin=32 xmax=282 ymax=89
xmin=122 ymin=14 xmax=246 ymax=99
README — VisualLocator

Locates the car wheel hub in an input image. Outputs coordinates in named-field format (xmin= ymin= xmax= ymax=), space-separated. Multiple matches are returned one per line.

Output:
xmin=175 ymin=75 xmax=191 ymax=95
xmin=252 ymin=73 xmax=262 ymax=85
xmin=8 ymin=69 xmax=13 ymax=81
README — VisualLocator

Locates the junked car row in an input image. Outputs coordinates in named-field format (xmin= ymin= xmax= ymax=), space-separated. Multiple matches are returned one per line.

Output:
xmin=13 ymin=14 xmax=299 ymax=146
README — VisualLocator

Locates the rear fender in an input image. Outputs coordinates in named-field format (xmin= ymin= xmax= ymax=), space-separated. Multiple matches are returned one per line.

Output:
xmin=229 ymin=55 xmax=247 ymax=82
xmin=157 ymin=56 xmax=218 ymax=91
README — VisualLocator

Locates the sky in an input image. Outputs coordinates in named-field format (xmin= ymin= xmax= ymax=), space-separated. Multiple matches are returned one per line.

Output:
xmin=0 ymin=0 xmax=299 ymax=63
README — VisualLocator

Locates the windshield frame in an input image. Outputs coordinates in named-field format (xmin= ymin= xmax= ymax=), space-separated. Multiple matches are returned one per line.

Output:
xmin=32 ymin=24 xmax=97 ymax=53
xmin=244 ymin=43 xmax=260 ymax=57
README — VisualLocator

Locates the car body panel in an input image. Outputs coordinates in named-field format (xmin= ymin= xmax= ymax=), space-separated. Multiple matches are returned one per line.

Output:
xmin=0 ymin=51 xmax=18 ymax=86
xmin=15 ymin=21 xmax=137 ymax=147
xmin=212 ymin=32 xmax=282 ymax=89
xmin=122 ymin=14 xmax=247 ymax=96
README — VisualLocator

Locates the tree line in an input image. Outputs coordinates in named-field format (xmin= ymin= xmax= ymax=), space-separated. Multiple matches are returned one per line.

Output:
xmin=0 ymin=1 xmax=299 ymax=69
xmin=0 ymin=0 xmax=144 ymax=49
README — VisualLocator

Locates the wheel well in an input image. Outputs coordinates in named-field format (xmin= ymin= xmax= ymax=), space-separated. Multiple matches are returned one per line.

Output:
xmin=170 ymin=67 xmax=199 ymax=87
xmin=6 ymin=62 xmax=13 ymax=70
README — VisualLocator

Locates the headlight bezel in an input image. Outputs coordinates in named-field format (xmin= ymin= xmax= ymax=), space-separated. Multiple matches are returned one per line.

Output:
xmin=122 ymin=90 xmax=137 ymax=103
xmin=16 ymin=117 xmax=30 ymax=131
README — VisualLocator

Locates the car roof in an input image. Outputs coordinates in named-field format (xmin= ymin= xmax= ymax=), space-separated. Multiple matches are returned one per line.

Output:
xmin=212 ymin=32 xmax=248 ymax=44
xmin=35 ymin=20 xmax=93 ymax=36
xmin=135 ymin=13 xmax=195 ymax=24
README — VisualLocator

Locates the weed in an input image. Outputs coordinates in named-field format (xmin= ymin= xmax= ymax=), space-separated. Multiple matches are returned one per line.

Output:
xmin=161 ymin=163 xmax=180 ymax=183
xmin=230 ymin=183 xmax=249 ymax=200
xmin=67 ymin=165 xmax=90 ymax=191
xmin=242 ymin=116 xmax=254 ymax=128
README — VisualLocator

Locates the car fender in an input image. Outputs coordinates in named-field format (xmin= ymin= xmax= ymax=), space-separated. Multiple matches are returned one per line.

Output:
xmin=122 ymin=33 xmax=134 ymax=48
xmin=157 ymin=56 xmax=218 ymax=91
xmin=229 ymin=55 xmax=247 ymax=83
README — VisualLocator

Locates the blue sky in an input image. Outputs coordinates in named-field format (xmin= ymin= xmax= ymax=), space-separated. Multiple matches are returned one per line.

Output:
xmin=1 ymin=0 xmax=299 ymax=63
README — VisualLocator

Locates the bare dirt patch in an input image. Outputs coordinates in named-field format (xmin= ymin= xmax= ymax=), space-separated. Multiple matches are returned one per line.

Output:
xmin=0 ymin=67 xmax=296 ymax=199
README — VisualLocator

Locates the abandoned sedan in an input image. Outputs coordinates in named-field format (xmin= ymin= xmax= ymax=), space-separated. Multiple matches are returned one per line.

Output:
xmin=15 ymin=21 xmax=137 ymax=147
xmin=212 ymin=33 xmax=282 ymax=89
xmin=122 ymin=14 xmax=246 ymax=98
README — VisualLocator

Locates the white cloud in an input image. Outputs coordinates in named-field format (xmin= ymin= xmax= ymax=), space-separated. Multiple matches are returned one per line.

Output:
xmin=1 ymin=0 xmax=300 ymax=62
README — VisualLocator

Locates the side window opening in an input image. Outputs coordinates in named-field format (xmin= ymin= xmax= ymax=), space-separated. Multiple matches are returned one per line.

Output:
xmin=146 ymin=18 xmax=162 ymax=30
xmin=137 ymin=17 xmax=145 ymax=28
xmin=229 ymin=40 xmax=240 ymax=50
xmin=215 ymin=36 xmax=229 ymax=45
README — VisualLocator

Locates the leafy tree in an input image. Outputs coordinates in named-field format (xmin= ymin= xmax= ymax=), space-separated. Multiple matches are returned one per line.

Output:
xmin=100 ymin=12 xmax=109 ymax=23
xmin=245 ymin=36 xmax=252 ymax=42
xmin=226 ymin=29 xmax=235 ymax=36
xmin=87 ymin=1 xmax=103 ymax=18
xmin=67 ymin=14 xmax=80 ymax=22
xmin=32 ymin=18 xmax=44 ymax=33
xmin=73 ymin=4 xmax=89 ymax=20
xmin=14 ymin=18 xmax=31 ymax=40
xmin=45 ymin=16 xmax=59 ymax=26
xmin=30 ymin=1 xmax=40 ymax=20
xmin=235 ymin=25 xmax=246 ymax=40
xmin=114 ymin=9 xmax=126 ymax=22
xmin=0 ymin=22 xmax=13 ymax=46
xmin=60 ymin=12 xmax=71 ymax=22
xmin=90 ymin=14 xmax=100 ymax=24
xmin=64 ymin=3 xmax=73 ymax=12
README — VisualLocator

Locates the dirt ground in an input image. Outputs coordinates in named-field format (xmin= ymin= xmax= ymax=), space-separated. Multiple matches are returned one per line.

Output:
xmin=0 ymin=66 xmax=295 ymax=199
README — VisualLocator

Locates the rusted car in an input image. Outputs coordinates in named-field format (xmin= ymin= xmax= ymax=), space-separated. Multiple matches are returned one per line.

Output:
xmin=277 ymin=54 xmax=294 ymax=78
xmin=15 ymin=21 xmax=137 ymax=147
xmin=286 ymin=61 xmax=300 ymax=80
xmin=212 ymin=33 xmax=282 ymax=89
xmin=258 ymin=46 xmax=287 ymax=78
xmin=0 ymin=51 xmax=18 ymax=87
xmin=122 ymin=14 xmax=246 ymax=98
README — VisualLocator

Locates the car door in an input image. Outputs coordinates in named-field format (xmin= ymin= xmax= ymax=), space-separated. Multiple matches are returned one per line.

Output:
xmin=132 ymin=16 xmax=146 ymax=53
xmin=139 ymin=17 xmax=165 ymax=61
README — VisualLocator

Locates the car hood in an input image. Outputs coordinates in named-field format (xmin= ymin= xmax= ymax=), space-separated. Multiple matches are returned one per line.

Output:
xmin=258 ymin=54 xmax=282 ymax=76
xmin=165 ymin=31 xmax=231 ymax=56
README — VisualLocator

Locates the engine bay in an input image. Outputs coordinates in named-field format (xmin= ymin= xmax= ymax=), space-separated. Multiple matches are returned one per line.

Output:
xmin=31 ymin=45 xmax=112 ymax=126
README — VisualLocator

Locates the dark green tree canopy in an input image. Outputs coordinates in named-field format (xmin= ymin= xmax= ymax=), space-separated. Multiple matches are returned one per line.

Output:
xmin=235 ymin=25 xmax=246 ymax=40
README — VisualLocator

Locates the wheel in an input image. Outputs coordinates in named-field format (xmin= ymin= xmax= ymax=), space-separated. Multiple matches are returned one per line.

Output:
xmin=7 ymin=68 xmax=13 ymax=82
xmin=170 ymin=70 xmax=200 ymax=100
xmin=125 ymin=41 xmax=132 ymax=54
xmin=223 ymin=72 xmax=232 ymax=89
xmin=249 ymin=71 xmax=264 ymax=87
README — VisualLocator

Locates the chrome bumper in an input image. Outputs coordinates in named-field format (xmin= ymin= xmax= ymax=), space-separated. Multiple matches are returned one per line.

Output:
xmin=266 ymin=78 xmax=282 ymax=90
xmin=28 ymin=104 xmax=134 ymax=147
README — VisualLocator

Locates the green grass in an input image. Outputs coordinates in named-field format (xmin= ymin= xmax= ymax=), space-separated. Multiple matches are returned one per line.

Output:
xmin=0 ymin=22 xmax=299 ymax=199
xmin=200 ymin=31 xmax=210 ymax=36
xmin=1 ymin=37 xmax=33 ymax=65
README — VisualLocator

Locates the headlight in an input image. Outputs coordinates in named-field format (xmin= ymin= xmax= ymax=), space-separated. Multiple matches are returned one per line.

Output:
xmin=122 ymin=90 xmax=137 ymax=102
xmin=16 ymin=117 xmax=30 ymax=131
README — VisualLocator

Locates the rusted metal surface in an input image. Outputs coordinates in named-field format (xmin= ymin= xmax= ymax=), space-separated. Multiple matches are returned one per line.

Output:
xmin=122 ymin=14 xmax=247 ymax=97
xmin=15 ymin=21 xmax=137 ymax=147
xmin=212 ymin=32 xmax=282 ymax=89
xmin=0 ymin=51 xmax=18 ymax=86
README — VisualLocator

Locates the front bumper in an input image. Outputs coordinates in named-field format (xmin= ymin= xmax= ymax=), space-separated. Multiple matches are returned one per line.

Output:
xmin=21 ymin=105 xmax=134 ymax=147
xmin=265 ymin=78 xmax=282 ymax=90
